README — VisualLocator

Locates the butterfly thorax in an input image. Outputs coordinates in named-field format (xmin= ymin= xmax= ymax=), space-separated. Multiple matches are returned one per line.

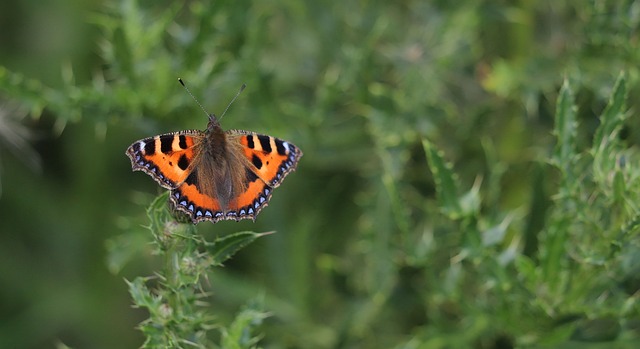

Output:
xmin=204 ymin=115 xmax=227 ymax=160
xmin=192 ymin=114 xmax=249 ymax=209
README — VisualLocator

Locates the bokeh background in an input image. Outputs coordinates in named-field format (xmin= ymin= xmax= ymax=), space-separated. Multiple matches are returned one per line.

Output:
xmin=1 ymin=0 xmax=640 ymax=348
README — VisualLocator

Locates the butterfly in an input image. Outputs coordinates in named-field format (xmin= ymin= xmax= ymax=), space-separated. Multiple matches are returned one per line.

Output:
xmin=125 ymin=87 xmax=302 ymax=224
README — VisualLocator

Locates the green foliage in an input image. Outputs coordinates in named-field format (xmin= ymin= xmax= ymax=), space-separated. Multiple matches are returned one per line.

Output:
xmin=2 ymin=0 xmax=640 ymax=348
xmin=126 ymin=192 xmax=268 ymax=348
xmin=418 ymin=73 xmax=640 ymax=347
xmin=220 ymin=299 xmax=268 ymax=349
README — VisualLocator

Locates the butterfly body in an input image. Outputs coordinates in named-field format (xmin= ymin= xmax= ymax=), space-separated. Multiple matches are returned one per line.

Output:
xmin=126 ymin=114 xmax=302 ymax=224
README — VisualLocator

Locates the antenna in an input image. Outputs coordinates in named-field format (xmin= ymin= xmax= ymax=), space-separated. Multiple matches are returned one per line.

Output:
xmin=178 ymin=78 xmax=209 ymax=117
xmin=219 ymin=83 xmax=246 ymax=120
xmin=178 ymin=78 xmax=246 ymax=120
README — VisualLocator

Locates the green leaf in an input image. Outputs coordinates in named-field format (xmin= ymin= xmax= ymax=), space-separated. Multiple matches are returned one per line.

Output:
xmin=552 ymin=78 xmax=578 ymax=175
xmin=126 ymin=277 xmax=160 ymax=310
xmin=220 ymin=298 xmax=268 ymax=349
xmin=612 ymin=165 xmax=626 ymax=204
xmin=422 ymin=138 xmax=462 ymax=219
xmin=147 ymin=192 xmax=172 ymax=228
xmin=593 ymin=72 xmax=627 ymax=155
xmin=146 ymin=192 xmax=195 ymax=250
xmin=593 ymin=72 xmax=628 ymax=183
xmin=204 ymin=231 xmax=274 ymax=265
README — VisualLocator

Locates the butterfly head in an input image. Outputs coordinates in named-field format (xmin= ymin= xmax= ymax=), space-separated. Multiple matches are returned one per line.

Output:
xmin=207 ymin=114 xmax=221 ymax=130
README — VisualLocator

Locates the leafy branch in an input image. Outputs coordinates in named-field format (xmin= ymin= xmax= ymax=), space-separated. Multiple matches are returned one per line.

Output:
xmin=125 ymin=192 xmax=270 ymax=348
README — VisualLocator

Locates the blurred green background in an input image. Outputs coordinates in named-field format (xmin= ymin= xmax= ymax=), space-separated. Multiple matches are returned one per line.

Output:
xmin=1 ymin=0 xmax=640 ymax=348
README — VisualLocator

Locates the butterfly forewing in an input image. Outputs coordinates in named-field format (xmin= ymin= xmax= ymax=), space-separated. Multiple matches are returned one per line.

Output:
xmin=232 ymin=130 xmax=303 ymax=188
xmin=126 ymin=131 xmax=203 ymax=189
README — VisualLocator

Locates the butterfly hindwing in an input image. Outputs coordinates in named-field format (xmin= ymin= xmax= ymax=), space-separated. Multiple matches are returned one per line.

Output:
xmin=170 ymin=166 xmax=273 ymax=224
xmin=126 ymin=131 xmax=202 ymax=189
xmin=170 ymin=179 xmax=225 ymax=223
xmin=231 ymin=130 xmax=303 ymax=188
xmin=226 ymin=167 xmax=273 ymax=220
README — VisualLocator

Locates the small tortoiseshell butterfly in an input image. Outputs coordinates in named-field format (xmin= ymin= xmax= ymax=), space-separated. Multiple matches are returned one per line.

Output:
xmin=126 ymin=82 xmax=302 ymax=224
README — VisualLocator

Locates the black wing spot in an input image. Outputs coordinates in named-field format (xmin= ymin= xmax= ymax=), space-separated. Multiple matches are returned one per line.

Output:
xmin=179 ymin=135 xmax=188 ymax=149
xmin=251 ymin=154 xmax=263 ymax=169
xmin=246 ymin=135 xmax=255 ymax=149
xmin=185 ymin=172 xmax=198 ymax=186
xmin=178 ymin=154 xmax=189 ymax=170
xmin=245 ymin=168 xmax=259 ymax=183
xmin=258 ymin=135 xmax=272 ymax=153
xmin=275 ymin=138 xmax=286 ymax=155
xmin=144 ymin=140 xmax=155 ymax=155
xmin=161 ymin=136 xmax=173 ymax=154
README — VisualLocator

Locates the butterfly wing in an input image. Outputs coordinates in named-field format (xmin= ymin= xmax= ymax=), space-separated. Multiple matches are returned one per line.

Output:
xmin=170 ymin=130 xmax=303 ymax=224
xmin=125 ymin=131 xmax=203 ymax=189
xmin=231 ymin=130 xmax=303 ymax=187
xmin=169 ymin=177 xmax=225 ymax=223
xmin=225 ymin=130 xmax=303 ymax=220
xmin=169 ymin=167 xmax=270 ymax=223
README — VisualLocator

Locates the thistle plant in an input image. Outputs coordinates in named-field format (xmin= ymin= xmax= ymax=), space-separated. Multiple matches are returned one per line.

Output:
xmin=125 ymin=192 xmax=269 ymax=348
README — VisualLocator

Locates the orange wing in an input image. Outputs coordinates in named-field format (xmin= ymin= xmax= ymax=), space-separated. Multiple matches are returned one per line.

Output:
xmin=170 ymin=167 xmax=272 ymax=223
xmin=169 ymin=176 xmax=225 ymax=223
xmin=230 ymin=130 xmax=303 ymax=187
xmin=125 ymin=131 xmax=202 ymax=189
